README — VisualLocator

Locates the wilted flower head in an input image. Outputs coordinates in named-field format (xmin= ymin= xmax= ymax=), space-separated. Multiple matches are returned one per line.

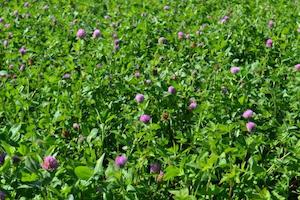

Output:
xmin=0 ymin=191 xmax=5 ymax=200
xmin=4 ymin=24 xmax=10 ymax=29
xmin=189 ymin=102 xmax=197 ymax=110
xmin=156 ymin=170 xmax=164 ymax=182
xmin=0 ymin=153 xmax=6 ymax=165
xmin=230 ymin=66 xmax=240 ymax=74
xmin=115 ymin=155 xmax=127 ymax=167
xmin=268 ymin=20 xmax=274 ymax=28
xmin=158 ymin=37 xmax=167 ymax=45
xmin=19 ymin=64 xmax=25 ymax=71
xmin=24 ymin=2 xmax=29 ymax=7
xmin=145 ymin=79 xmax=152 ymax=84
xmin=92 ymin=29 xmax=101 ymax=38
xmin=178 ymin=32 xmax=184 ymax=39
xmin=185 ymin=33 xmax=190 ymax=39
xmin=104 ymin=15 xmax=110 ymax=19
xmin=242 ymin=109 xmax=254 ymax=119
xmin=63 ymin=73 xmax=71 ymax=79
xmin=168 ymin=86 xmax=176 ymax=94
xmin=3 ymin=40 xmax=8 ymax=48
xmin=246 ymin=122 xmax=256 ymax=132
xmin=294 ymin=64 xmax=300 ymax=71
xmin=76 ymin=28 xmax=86 ymax=39
xmin=164 ymin=5 xmax=170 ymax=10
xmin=13 ymin=10 xmax=19 ymax=16
xmin=150 ymin=163 xmax=161 ymax=173
xmin=42 ymin=156 xmax=58 ymax=171
xmin=140 ymin=114 xmax=151 ymax=123
xmin=135 ymin=71 xmax=141 ymax=78
xmin=135 ymin=94 xmax=144 ymax=103
xmin=73 ymin=123 xmax=80 ymax=130
xmin=19 ymin=47 xmax=26 ymax=55
xmin=266 ymin=39 xmax=273 ymax=48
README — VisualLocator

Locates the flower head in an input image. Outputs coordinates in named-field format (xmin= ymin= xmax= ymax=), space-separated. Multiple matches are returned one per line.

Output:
xmin=150 ymin=163 xmax=161 ymax=174
xmin=268 ymin=20 xmax=274 ymax=28
xmin=92 ymin=29 xmax=101 ymax=38
xmin=42 ymin=156 xmax=58 ymax=171
xmin=158 ymin=37 xmax=167 ymax=45
xmin=294 ymin=64 xmax=300 ymax=71
xmin=156 ymin=170 xmax=164 ymax=182
xmin=140 ymin=114 xmax=151 ymax=123
xmin=115 ymin=155 xmax=127 ymax=167
xmin=0 ymin=153 xmax=6 ymax=165
xmin=19 ymin=47 xmax=26 ymax=55
xmin=135 ymin=94 xmax=144 ymax=103
xmin=0 ymin=18 xmax=4 ymax=23
xmin=168 ymin=86 xmax=176 ymax=94
xmin=178 ymin=32 xmax=184 ymax=40
xmin=73 ymin=123 xmax=80 ymax=130
xmin=266 ymin=39 xmax=273 ymax=48
xmin=0 ymin=191 xmax=5 ymax=200
xmin=164 ymin=5 xmax=170 ymax=10
xmin=63 ymin=73 xmax=71 ymax=79
xmin=189 ymin=102 xmax=197 ymax=110
xmin=220 ymin=16 xmax=229 ymax=23
xmin=242 ymin=109 xmax=254 ymax=119
xmin=246 ymin=122 xmax=256 ymax=132
xmin=230 ymin=66 xmax=240 ymax=74
xmin=76 ymin=28 xmax=86 ymax=39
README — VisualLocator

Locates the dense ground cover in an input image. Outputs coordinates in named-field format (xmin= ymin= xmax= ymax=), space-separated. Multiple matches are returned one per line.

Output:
xmin=0 ymin=0 xmax=300 ymax=199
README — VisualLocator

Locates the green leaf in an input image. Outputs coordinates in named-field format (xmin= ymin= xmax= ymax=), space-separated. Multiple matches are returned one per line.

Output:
xmin=94 ymin=153 xmax=105 ymax=175
xmin=21 ymin=172 xmax=39 ymax=182
xmin=74 ymin=166 xmax=94 ymax=180
xmin=10 ymin=124 xmax=22 ymax=141
xmin=164 ymin=166 xmax=182 ymax=180
xmin=87 ymin=128 xmax=98 ymax=143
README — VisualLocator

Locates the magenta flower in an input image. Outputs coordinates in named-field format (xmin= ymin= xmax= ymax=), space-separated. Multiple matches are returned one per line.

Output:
xmin=168 ymin=86 xmax=176 ymax=94
xmin=178 ymin=32 xmax=184 ymax=40
xmin=246 ymin=122 xmax=256 ymax=132
xmin=140 ymin=114 xmax=151 ymax=123
xmin=19 ymin=47 xmax=26 ymax=55
xmin=268 ymin=20 xmax=274 ymax=28
xmin=92 ymin=29 xmax=101 ymax=38
xmin=42 ymin=156 xmax=58 ymax=171
xmin=135 ymin=94 xmax=144 ymax=103
xmin=150 ymin=163 xmax=161 ymax=173
xmin=294 ymin=64 xmax=300 ymax=71
xmin=115 ymin=155 xmax=127 ymax=167
xmin=189 ymin=102 xmax=197 ymax=110
xmin=230 ymin=66 xmax=240 ymax=74
xmin=266 ymin=39 xmax=273 ymax=48
xmin=242 ymin=109 xmax=254 ymax=119
xmin=76 ymin=28 xmax=86 ymax=39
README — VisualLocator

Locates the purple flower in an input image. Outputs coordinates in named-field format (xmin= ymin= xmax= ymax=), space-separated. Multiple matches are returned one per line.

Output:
xmin=246 ymin=122 xmax=256 ymax=132
xmin=76 ymin=28 xmax=86 ymax=39
xmin=164 ymin=5 xmax=170 ymax=10
xmin=19 ymin=47 xmax=26 ymax=55
xmin=140 ymin=114 xmax=151 ymax=123
xmin=268 ymin=20 xmax=274 ymax=28
xmin=24 ymin=2 xmax=29 ymax=7
xmin=135 ymin=71 xmax=141 ymax=78
xmin=189 ymin=102 xmax=197 ymax=110
xmin=0 ymin=18 xmax=3 ymax=23
xmin=242 ymin=109 xmax=254 ymax=119
xmin=230 ymin=66 xmax=240 ymax=74
xmin=115 ymin=155 xmax=127 ymax=167
xmin=158 ymin=37 xmax=167 ymax=45
xmin=178 ymin=32 xmax=184 ymax=40
xmin=114 ymin=39 xmax=120 ymax=45
xmin=114 ymin=44 xmax=120 ymax=51
xmin=135 ymin=94 xmax=144 ymax=103
xmin=150 ymin=163 xmax=161 ymax=173
xmin=0 ymin=191 xmax=5 ymax=200
xmin=220 ymin=16 xmax=229 ymax=23
xmin=63 ymin=73 xmax=71 ymax=79
xmin=168 ymin=86 xmax=176 ymax=94
xmin=294 ymin=64 xmax=300 ymax=71
xmin=42 ymin=156 xmax=58 ymax=171
xmin=0 ymin=153 xmax=6 ymax=165
xmin=93 ymin=29 xmax=101 ymax=38
xmin=266 ymin=39 xmax=273 ymax=48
